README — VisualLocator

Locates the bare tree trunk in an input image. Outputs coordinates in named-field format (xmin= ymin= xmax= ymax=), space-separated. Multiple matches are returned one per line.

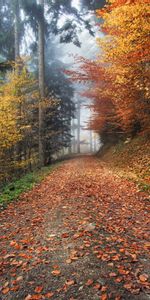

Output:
xmin=72 ymin=118 xmax=76 ymax=153
xmin=14 ymin=0 xmax=20 ymax=60
xmin=94 ymin=134 xmax=97 ymax=152
xmin=13 ymin=0 xmax=21 ymax=172
xmin=90 ymin=130 xmax=93 ymax=153
xmin=38 ymin=0 xmax=45 ymax=167
xmin=77 ymin=99 xmax=81 ymax=154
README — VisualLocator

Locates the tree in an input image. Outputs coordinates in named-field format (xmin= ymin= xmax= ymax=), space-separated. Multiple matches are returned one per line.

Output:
xmin=37 ymin=0 xmax=45 ymax=166
xmin=13 ymin=0 xmax=21 ymax=59
xmin=66 ymin=0 xmax=150 ymax=146
xmin=97 ymin=0 xmax=150 ymax=135
xmin=0 ymin=63 xmax=38 ymax=181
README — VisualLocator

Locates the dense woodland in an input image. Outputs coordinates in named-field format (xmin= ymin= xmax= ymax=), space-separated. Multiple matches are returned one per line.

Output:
xmin=0 ymin=0 xmax=102 ymax=184
xmin=0 ymin=0 xmax=149 ymax=185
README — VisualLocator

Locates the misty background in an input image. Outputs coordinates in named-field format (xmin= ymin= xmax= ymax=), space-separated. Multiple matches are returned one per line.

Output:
xmin=21 ymin=0 xmax=102 ymax=154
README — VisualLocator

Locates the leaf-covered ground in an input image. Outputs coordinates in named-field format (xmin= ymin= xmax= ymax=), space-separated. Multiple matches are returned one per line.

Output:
xmin=0 ymin=156 xmax=150 ymax=300
xmin=100 ymin=137 xmax=150 ymax=189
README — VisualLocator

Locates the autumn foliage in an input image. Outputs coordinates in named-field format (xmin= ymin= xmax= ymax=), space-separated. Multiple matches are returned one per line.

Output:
xmin=0 ymin=60 xmax=59 ymax=183
xmin=66 ymin=0 xmax=150 ymax=143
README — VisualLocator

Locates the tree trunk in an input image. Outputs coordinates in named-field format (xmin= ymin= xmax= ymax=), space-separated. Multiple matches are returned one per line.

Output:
xmin=77 ymin=99 xmax=81 ymax=154
xmin=72 ymin=118 xmax=76 ymax=153
xmin=94 ymin=134 xmax=97 ymax=152
xmin=38 ymin=0 xmax=45 ymax=167
xmin=90 ymin=130 xmax=93 ymax=153
xmin=14 ymin=0 xmax=20 ymax=60
xmin=14 ymin=0 xmax=21 ymax=171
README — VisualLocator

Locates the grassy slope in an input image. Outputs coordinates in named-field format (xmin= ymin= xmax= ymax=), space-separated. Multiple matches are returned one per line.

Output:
xmin=0 ymin=163 xmax=60 ymax=208
xmin=99 ymin=136 xmax=150 ymax=192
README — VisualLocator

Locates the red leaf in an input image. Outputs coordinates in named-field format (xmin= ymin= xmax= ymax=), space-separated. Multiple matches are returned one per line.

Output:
xmin=34 ymin=286 xmax=43 ymax=293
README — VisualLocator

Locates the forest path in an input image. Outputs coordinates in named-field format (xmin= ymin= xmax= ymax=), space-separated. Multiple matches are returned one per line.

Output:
xmin=0 ymin=156 xmax=150 ymax=300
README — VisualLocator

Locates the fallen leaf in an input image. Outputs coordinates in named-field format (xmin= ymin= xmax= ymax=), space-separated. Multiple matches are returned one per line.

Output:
xmin=85 ymin=279 xmax=94 ymax=286
xmin=62 ymin=233 xmax=69 ymax=238
xmin=66 ymin=280 xmax=75 ymax=286
xmin=44 ymin=292 xmax=54 ymax=298
xmin=16 ymin=276 xmax=23 ymax=282
xmin=2 ymin=287 xmax=9 ymax=295
xmin=123 ymin=283 xmax=132 ymax=290
xmin=101 ymin=293 xmax=108 ymax=300
xmin=139 ymin=274 xmax=148 ymax=282
xmin=66 ymin=259 xmax=72 ymax=264
xmin=51 ymin=270 xmax=61 ymax=276
xmin=25 ymin=295 xmax=32 ymax=300
xmin=109 ymin=272 xmax=117 ymax=277
xmin=93 ymin=283 xmax=101 ymax=290
xmin=34 ymin=286 xmax=43 ymax=293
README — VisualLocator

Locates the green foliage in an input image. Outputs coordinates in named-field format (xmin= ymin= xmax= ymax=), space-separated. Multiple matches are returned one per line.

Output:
xmin=0 ymin=163 xmax=60 ymax=208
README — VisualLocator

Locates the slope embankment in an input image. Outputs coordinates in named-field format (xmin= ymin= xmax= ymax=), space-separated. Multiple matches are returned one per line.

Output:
xmin=98 ymin=137 xmax=150 ymax=192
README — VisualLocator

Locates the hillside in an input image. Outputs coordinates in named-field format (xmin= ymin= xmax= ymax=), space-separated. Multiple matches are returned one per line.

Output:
xmin=99 ymin=137 xmax=150 ymax=192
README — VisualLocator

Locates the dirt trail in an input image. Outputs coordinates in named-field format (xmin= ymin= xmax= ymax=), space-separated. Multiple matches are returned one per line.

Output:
xmin=0 ymin=156 xmax=150 ymax=300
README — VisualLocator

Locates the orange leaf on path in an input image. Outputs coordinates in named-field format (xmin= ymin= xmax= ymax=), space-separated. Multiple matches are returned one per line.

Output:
xmin=85 ymin=279 xmax=94 ymax=286
xmin=51 ymin=270 xmax=61 ymax=276
xmin=34 ymin=286 xmax=43 ymax=293
xmin=2 ymin=287 xmax=9 ymax=295
xmin=101 ymin=293 xmax=108 ymax=300
xmin=44 ymin=292 xmax=54 ymax=298
xmin=66 ymin=280 xmax=75 ymax=286
xmin=93 ymin=283 xmax=101 ymax=290
xmin=139 ymin=274 xmax=149 ymax=282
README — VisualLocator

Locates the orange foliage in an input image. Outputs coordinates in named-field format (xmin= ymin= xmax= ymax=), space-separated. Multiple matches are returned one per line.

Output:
xmin=65 ymin=0 xmax=150 ymax=142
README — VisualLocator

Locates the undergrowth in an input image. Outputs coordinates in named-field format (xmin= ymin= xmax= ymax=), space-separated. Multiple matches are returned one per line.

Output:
xmin=0 ymin=164 xmax=60 ymax=208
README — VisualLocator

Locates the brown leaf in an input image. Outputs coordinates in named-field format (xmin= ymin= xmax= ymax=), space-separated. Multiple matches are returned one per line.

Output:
xmin=10 ymin=241 xmax=17 ymax=247
xmin=62 ymin=233 xmax=69 ymax=238
xmin=30 ymin=295 xmax=43 ymax=300
xmin=85 ymin=279 xmax=94 ymax=286
xmin=101 ymin=293 xmax=108 ymax=300
xmin=16 ymin=276 xmax=23 ymax=282
xmin=66 ymin=280 xmax=75 ymax=286
xmin=109 ymin=272 xmax=117 ymax=277
xmin=139 ymin=274 xmax=149 ymax=282
xmin=93 ymin=283 xmax=101 ymax=290
xmin=44 ymin=292 xmax=54 ymax=298
xmin=66 ymin=259 xmax=72 ymax=264
xmin=51 ymin=270 xmax=61 ymax=276
xmin=2 ymin=287 xmax=9 ymax=295
xmin=101 ymin=286 xmax=107 ymax=292
xmin=25 ymin=295 xmax=32 ymax=300
xmin=123 ymin=283 xmax=132 ymax=290
xmin=115 ymin=277 xmax=122 ymax=283
xmin=144 ymin=242 xmax=150 ymax=250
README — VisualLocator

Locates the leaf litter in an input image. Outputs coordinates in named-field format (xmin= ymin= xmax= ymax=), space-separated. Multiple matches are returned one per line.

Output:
xmin=0 ymin=157 xmax=149 ymax=299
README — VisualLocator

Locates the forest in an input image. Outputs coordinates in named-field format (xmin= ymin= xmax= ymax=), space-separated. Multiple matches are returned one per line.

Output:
xmin=0 ymin=0 xmax=149 ymax=186
xmin=0 ymin=1 xmax=150 ymax=299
